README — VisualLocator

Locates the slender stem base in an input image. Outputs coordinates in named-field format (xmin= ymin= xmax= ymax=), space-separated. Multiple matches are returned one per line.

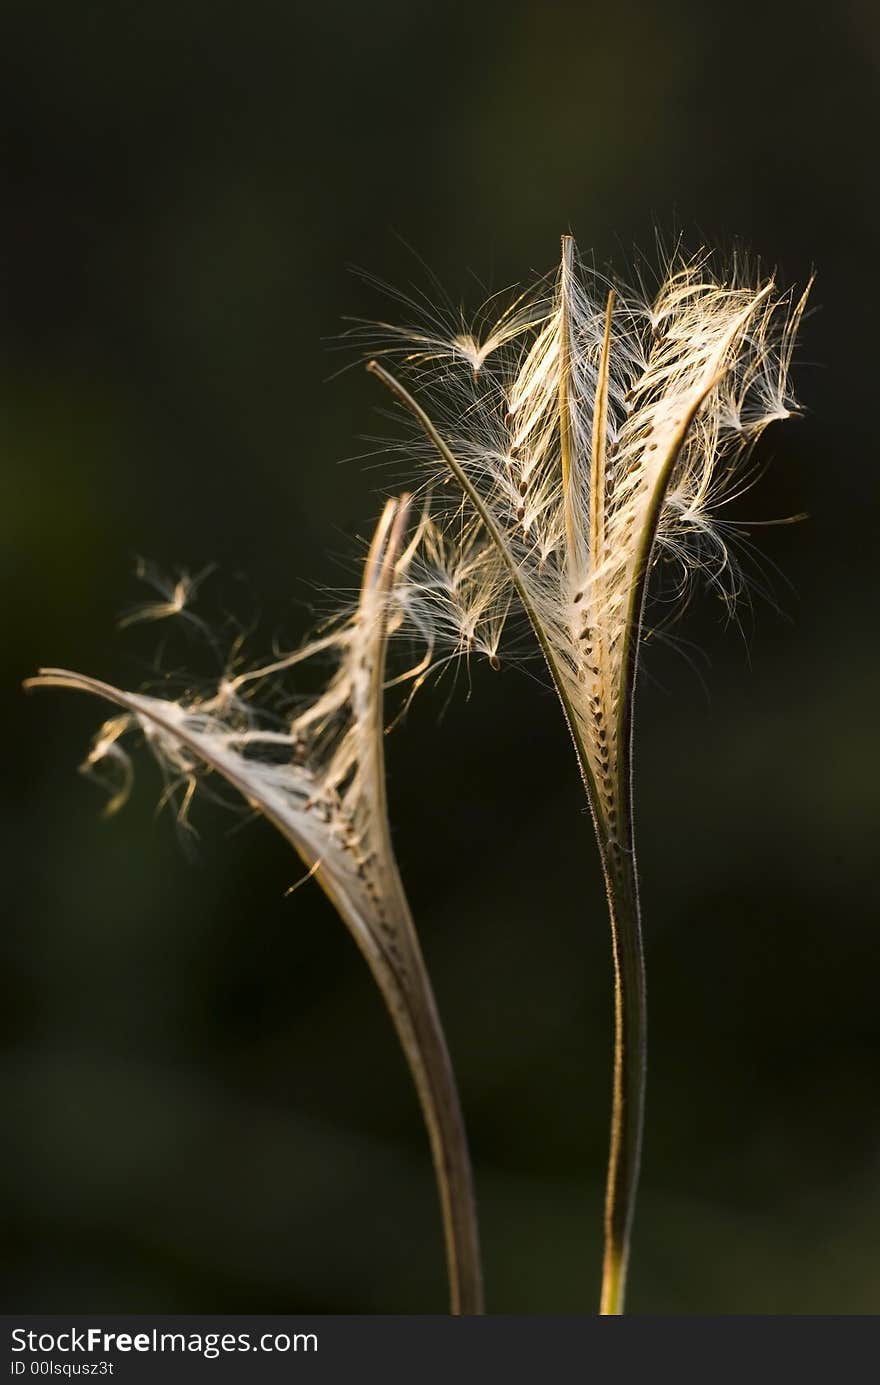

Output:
xmin=383 ymin=957 xmax=484 ymax=1315
xmin=597 ymin=832 xmax=647 ymax=1316
xmin=410 ymin=983 xmax=485 ymax=1315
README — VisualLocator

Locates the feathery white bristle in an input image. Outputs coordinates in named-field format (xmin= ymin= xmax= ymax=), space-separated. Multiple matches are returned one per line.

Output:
xmin=117 ymin=559 xmax=214 ymax=632
xmin=397 ymin=514 xmax=510 ymax=669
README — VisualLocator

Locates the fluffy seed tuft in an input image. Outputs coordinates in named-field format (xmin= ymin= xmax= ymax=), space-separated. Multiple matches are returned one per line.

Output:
xmin=366 ymin=237 xmax=809 ymax=824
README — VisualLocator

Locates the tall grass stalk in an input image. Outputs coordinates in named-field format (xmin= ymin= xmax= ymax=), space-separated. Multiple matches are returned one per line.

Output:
xmin=365 ymin=236 xmax=807 ymax=1311
xmin=27 ymin=496 xmax=484 ymax=1315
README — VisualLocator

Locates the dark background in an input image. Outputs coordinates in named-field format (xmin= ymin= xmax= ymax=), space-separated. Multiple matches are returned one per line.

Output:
xmin=4 ymin=0 xmax=879 ymax=1314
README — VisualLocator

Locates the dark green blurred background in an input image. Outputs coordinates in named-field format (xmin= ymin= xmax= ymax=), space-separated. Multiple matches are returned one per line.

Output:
xmin=4 ymin=0 xmax=879 ymax=1314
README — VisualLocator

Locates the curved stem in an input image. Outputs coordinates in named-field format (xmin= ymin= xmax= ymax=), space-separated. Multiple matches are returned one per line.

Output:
xmin=30 ymin=543 xmax=485 ymax=1318
xmin=385 ymin=955 xmax=484 ymax=1315
xmin=31 ymin=665 xmax=485 ymax=1314
xmin=595 ymin=523 xmax=653 ymax=1312
xmin=596 ymin=802 xmax=646 ymax=1315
